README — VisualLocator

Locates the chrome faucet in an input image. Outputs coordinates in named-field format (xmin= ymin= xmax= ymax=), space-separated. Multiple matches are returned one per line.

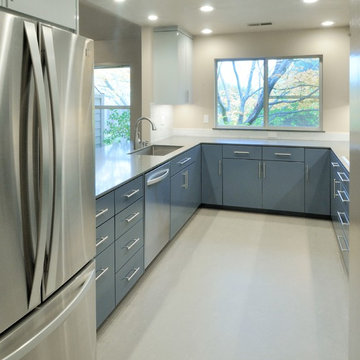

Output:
xmin=133 ymin=116 xmax=157 ymax=150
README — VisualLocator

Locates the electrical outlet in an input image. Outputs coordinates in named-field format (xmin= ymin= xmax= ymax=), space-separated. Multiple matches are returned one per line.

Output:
xmin=203 ymin=114 xmax=209 ymax=123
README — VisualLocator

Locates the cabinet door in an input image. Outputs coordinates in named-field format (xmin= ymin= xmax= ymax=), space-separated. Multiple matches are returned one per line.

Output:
xmin=305 ymin=148 xmax=330 ymax=215
xmin=223 ymin=159 xmax=262 ymax=209
xmin=8 ymin=0 xmax=77 ymax=30
xmin=263 ymin=161 xmax=304 ymax=213
xmin=170 ymin=161 xmax=200 ymax=239
xmin=202 ymin=144 xmax=223 ymax=205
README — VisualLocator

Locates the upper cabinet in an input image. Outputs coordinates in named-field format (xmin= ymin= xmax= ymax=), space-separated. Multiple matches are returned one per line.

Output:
xmin=1 ymin=0 xmax=77 ymax=30
xmin=153 ymin=27 xmax=192 ymax=105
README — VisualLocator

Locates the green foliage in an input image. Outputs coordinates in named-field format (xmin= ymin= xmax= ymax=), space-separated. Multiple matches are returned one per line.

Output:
xmin=103 ymin=110 xmax=130 ymax=145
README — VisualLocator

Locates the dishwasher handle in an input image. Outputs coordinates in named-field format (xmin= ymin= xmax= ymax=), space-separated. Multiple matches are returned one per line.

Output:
xmin=147 ymin=168 xmax=170 ymax=186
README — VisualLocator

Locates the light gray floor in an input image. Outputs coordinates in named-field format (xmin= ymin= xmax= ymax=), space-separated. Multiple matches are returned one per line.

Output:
xmin=97 ymin=209 xmax=349 ymax=360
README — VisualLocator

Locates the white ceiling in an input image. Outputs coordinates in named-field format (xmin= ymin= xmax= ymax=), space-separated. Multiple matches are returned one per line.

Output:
xmin=81 ymin=0 xmax=349 ymax=35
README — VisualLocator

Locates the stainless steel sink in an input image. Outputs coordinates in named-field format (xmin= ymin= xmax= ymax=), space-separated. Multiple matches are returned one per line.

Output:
xmin=129 ymin=145 xmax=183 ymax=156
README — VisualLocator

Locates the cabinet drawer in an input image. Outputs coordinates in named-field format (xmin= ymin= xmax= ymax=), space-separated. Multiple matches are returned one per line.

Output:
xmin=96 ymin=244 xmax=115 ymax=328
xmin=96 ymin=192 xmax=115 ymax=227
xmin=116 ymin=248 xmax=144 ymax=304
xmin=263 ymin=146 xmax=304 ymax=162
xmin=335 ymin=229 xmax=349 ymax=273
xmin=115 ymin=198 xmax=144 ymax=239
xmin=115 ymin=220 xmax=144 ymax=272
xmin=223 ymin=145 xmax=262 ymax=160
xmin=171 ymin=146 xmax=200 ymax=176
xmin=96 ymin=218 xmax=114 ymax=256
xmin=115 ymin=176 xmax=144 ymax=214
xmin=336 ymin=168 xmax=350 ymax=195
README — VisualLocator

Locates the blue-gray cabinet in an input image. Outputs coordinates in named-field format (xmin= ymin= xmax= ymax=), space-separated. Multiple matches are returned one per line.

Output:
xmin=305 ymin=148 xmax=330 ymax=215
xmin=223 ymin=159 xmax=262 ymax=208
xmin=202 ymin=144 xmax=223 ymax=205
xmin=262 ymin=160 xmax=305 ymax=213
xmin=331 ymin=153 xmax=350 ymax=272
xmin=171 ymin=159 xmax=201 ymax=239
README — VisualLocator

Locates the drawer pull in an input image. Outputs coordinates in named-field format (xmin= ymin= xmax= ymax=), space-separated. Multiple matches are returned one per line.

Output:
xmin=234 ymin=151 xmax=250 ymax=155
xmin=258 ymin=161 xmax=262 ymax=179
xmin=337 ymin=235 xmax=349 ymax=252
xmin=125 ymin=267 xmax=140 ymax=282
xmin=96 ymin=235 xmax=109 ymax=248
xmin=125 ymin=238 xmax=141 ymax=250
xmin=337 ymin=190 xmax=350 ymax=203
xmin=337 ymin=172 xmax=349 ymax=182
xmin=124 ymin=189 xmax=140 ymax=198
xmin=125 ymin=212 xmax=140 ymax=223
xmin=182 ymin=170 xmax=189 ymax=189
xmin=305 ymin=164 xmax=309 ymax=182
xmin=96 ymin=208 xmax=109 ymax=218
xmin=178 ymin=157 xmax=192 ymax=165
xmin=331 ymin=162 xmax=340 ymax=168
xmin=263 ymin=162 xmax=266 ymax=179
xmin=218 ymin=160 xmax=222 ymax=176
xmin=337 ymin=211 xmax=350 ymax=226
xmin=274 ymin=152 xmax=292 ymax=157
xmin=96 ymin=267 xmax=109 ymax=281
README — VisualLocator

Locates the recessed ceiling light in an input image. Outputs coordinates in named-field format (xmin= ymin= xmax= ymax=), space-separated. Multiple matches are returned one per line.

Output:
xmin=200 ymin=5 xmax=214 ymax=12
xmin=114 ymin=0 xmax=126 ymax=2
xmin=303 ymin=0 xmax=318 ymax=3
xmin=148 ymin=14 xmax=158 ymax=21
xmin=201 ymin=28 xmax=213 ymax=34
xmin=321 ymin=20 xmax=335 ymax=27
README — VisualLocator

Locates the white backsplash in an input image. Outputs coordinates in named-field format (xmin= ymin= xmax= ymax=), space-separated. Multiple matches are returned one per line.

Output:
xmin=149 ymin=104 xmax=174 ymax=142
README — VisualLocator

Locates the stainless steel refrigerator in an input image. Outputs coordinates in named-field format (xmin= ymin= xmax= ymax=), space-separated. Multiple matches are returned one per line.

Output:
xmin=0 ymin=10 xmax=96 ymax=360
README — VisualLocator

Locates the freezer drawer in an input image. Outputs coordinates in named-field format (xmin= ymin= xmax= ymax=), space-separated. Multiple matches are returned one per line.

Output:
xmin=0 ymin=262 xmax=96 ymax=360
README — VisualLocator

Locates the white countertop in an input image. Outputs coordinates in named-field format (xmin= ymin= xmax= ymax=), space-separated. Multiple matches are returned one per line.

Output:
xmin=95 ymin=136 xmax=349 ymax=197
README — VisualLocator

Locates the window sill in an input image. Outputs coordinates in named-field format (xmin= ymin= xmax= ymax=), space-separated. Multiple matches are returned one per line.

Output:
xmin=213 ymin=127 xmax=324 ymax=133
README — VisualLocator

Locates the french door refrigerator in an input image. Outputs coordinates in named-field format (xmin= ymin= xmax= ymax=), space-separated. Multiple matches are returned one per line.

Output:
xmin=0 ymin=10 xmax=96 ymax=360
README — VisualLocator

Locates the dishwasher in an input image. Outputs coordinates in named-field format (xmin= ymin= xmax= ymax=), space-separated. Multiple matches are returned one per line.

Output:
xmin=144 ymin=162 xmax=171 ymax=268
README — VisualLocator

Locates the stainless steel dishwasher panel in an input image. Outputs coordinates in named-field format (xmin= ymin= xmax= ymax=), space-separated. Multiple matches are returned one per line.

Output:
xmin=144 ymin=162 xmax=171 ymax=268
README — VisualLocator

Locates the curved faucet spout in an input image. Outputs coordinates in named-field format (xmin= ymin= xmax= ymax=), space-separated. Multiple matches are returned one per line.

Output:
xmin=134 ymin=116 xmax=157 ymax=150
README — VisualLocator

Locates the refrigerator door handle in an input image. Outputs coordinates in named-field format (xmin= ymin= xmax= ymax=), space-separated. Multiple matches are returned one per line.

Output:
xmin=41 ymin=25 xmax=62 ymax=296
xmin=24 ymin=21 xmax=54 ymax=310
xmin=0 ymin=264 xmax=95 ymax=360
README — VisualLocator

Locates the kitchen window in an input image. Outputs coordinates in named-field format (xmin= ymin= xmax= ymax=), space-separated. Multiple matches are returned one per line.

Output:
xmin=94 ymin=66 xmax=131 ymax=146
xmin=215 ymin=56 xmax=322 ymax=130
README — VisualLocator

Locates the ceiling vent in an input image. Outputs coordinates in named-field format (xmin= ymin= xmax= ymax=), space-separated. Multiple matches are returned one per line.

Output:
xmin=247 ymin=22 xmax=273 ymax=27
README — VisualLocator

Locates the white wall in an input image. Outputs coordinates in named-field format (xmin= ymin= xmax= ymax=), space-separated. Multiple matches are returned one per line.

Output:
xmin=173 ymin=27 xmax=350 ymax=139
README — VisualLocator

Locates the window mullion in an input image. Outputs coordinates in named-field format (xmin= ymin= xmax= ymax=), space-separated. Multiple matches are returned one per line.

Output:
xmin=264 ymin=59 xmax=269 ymax=129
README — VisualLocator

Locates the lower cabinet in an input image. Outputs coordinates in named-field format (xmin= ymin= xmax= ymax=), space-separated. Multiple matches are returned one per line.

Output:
xmin=170 ymin=160 xmax=201 ymax=238
xmin=95 ymin=244 xmax=115 ymax=328
xmin=223 ymin=159 xmax=262 ymax=208
xmin=202 ymin=144 xmax=223 ymax=205
xmin=305 ymin=148 xmax=330 ymax=215
xmin=263 ymin=160 xmax=305 ymax=213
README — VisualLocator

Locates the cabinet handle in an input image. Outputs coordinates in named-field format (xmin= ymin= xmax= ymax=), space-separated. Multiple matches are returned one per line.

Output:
xmin=305 ymin=164 xmax=309 ymax=182
xmin=125 ymin=267 xmax=140 ymax=282
xmin=333 ymin=179 xmax=340 ymax=199
xmin=337 ymin=211 xmax=349 ymax=226
xmin=337 ymin=235 xmax=349 ymax=252
xmin=147 ymin=169 xmax=170 ymax=186
xmin=274 ymin=152 xmax=291 ymax=157
xmin=125 ymin=238 xmax=141 ymax=250
xmin=258 ymin=162 xmax=262 ymax=179
xmin=96 ymin=267 xmax=109 ymax=281
xmin=96 ymin=235 xmax=109 ymax=248
xmin=124 ymin=189 xmax=140 ymax=198
xmin=218 ymin=160 xmax=222 ymax=176
xmin=331 ymin=162 xmax=340 ymax=168
xmin=263 ymin=162 xmax=266 ymax=179
xmin=234 ymin=151 xmax=250 ymax=155
xmin=337 ymin=190 xmax=350 ymax=203
xmin=182 ymin=170 xmax=189 ymax=189
xmin=337 ymin=172 xmax=349 ymax=182
xmin=96 ymin=208 xmax=108 ymax=218
xmin=178 ymin=157 xmax=192 ymax=165
xmin=125 ymin=212 xmax=140 ymax=223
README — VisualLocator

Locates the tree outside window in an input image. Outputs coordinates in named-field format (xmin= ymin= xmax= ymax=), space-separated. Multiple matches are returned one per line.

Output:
xmin=94 ymin=67 xmax=131 ymax=146
xmin=216 ymin=56 xmax=321 ymax=130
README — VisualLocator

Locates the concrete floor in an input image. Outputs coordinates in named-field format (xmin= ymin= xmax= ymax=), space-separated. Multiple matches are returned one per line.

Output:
xmin=97 ymin=208 xmax=349 ymax=360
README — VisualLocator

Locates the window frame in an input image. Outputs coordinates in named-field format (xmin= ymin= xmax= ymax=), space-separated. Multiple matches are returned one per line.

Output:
xmin=214 ymin=55 xmax=323 ymax=132
xmin=94 ymin=65 xmax=131 ymax=146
